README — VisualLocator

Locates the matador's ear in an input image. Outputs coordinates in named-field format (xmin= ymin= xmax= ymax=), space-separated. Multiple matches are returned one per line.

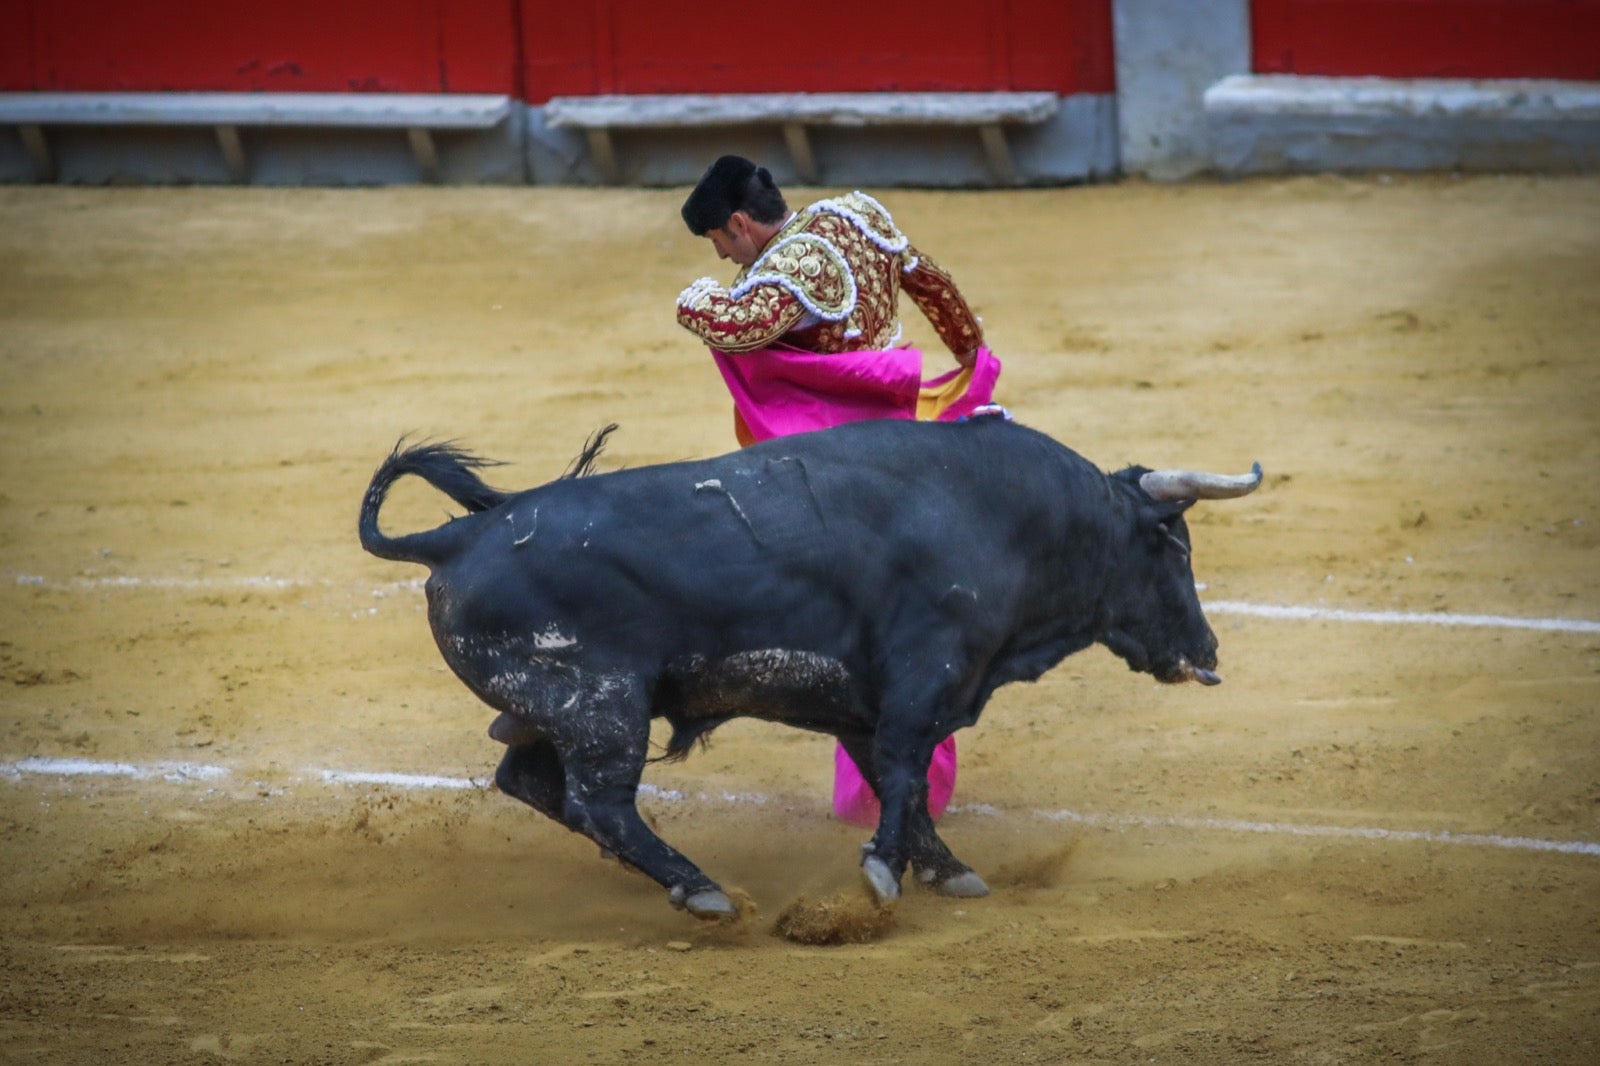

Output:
xmin=683 ymin=155 xmax=759 ymax=236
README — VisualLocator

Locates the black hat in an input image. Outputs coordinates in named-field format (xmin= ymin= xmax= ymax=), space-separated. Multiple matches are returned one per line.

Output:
xmin=681 ymin=155 xmax=759 ymax=235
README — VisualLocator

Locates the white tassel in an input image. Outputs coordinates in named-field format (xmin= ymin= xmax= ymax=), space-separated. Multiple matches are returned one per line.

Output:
xmin=732 ymin=269 xmax=857 ymax=321
xmin=806 ymin=192 xmax=910 ymax=254
xmin=676 ymin=276 xmax=720 ymax=307
xmin=733 ymin=234 xmax=858 ymax=320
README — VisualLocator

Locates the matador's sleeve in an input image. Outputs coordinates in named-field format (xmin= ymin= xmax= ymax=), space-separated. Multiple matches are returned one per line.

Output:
xmin=674 ymin=276 xmax=809 ymax=353
xmin=677 ymin=232 xmax=855 ymax=353
xmin=900 ymin=246 xmax=985 ymax=357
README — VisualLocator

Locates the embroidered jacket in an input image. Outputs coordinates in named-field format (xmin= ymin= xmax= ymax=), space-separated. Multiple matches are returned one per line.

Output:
xmin=676 ymin=192 xmax=983 ymax=357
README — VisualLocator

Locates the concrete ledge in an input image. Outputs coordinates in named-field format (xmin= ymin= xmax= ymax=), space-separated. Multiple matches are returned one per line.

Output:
xmin=0 ymin=91 xmax=513 ymax=128
xmin=540 ymin=91 xmax=1059 ymax=185
xmin=527 ymin=95 xmax=1114 ymax=188
xmin=543 ymin=92 xmax=1058 ymax=128
xmin=1206 ymin=75 xmax=1600 ymax=174
xmin=0 ymin=91 xmax=519 ymax=185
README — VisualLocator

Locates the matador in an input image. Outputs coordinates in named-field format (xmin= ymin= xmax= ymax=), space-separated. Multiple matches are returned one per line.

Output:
xmin=675 ymin=155 xmax=1004 ymax=824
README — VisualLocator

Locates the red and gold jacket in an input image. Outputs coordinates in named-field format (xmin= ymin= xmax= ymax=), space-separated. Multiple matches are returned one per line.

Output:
xmin=675 ymin=191 xmax=983 ymax=358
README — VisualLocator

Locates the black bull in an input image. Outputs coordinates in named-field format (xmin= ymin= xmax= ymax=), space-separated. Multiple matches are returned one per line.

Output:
xmin=359 ymin=416 xmax=1261 ymax=918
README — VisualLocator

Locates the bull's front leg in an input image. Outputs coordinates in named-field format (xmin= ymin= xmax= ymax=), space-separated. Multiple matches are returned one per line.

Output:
xmin=856 ymin=722 xmax=926 ymax=903
xmin=838 ymin=733 xmax=989 ymax=902
xmin=855 ymin=629 xmax=998 ymax=906
xmin=854 ymin=661 xmax=977 ymax=905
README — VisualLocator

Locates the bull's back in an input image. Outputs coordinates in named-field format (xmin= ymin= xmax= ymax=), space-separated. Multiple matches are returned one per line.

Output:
xmin=428 ymin=418 xmax=1087 ymax=661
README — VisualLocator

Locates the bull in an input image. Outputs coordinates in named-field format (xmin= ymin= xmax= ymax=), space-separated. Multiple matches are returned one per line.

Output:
xmin=358 ymin=416 xmax=1261 ymax=919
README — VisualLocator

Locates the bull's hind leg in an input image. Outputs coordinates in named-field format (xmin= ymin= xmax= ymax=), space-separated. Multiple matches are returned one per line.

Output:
xmin=494 ymin=736 xmax=567 ymax=822
xmin=496 ymin=735 xmax=621 ymax=865
xmin=548 ymin=677 xmax=738 ymax=921
xmin=488 ymin=672 xmax=735 ymax=920
xmin=838 ymin=734 xmax=988 ymax=902
xmin=564 ymin=777 xmax=738 ymax=919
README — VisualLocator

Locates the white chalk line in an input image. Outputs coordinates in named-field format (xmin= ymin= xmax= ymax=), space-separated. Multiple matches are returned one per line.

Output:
xmin=2 ymin=757 xmax=231 ymax=783
xmin=6 ymin=576 xmax=1597 ymax=855
xmin=1203 ymin=600 xmax=1600 ymax=634
xmin=316 ymin=768 xmax=482 ymax=791
xmin=12 ymin=572 xmax=1598 ymax=634
xmin=11 ymin=574 xmax=422 ymax=593
xmin=6 ymin=756 xmax=1597 ymax=859
xmin=1021 ymin=807 xmax=1600 ymax=858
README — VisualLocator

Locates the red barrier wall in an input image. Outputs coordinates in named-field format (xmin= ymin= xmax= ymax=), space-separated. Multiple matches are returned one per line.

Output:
xmin=7 ymin=2 xmax=1592 ymax=102
xmin=1253 ymin=0 xmax=1600 ymax=80
xmin=0 ymin=1 xmax=520 ymax=94
xmin=0 ymin=0 xmax=1112 ymax=99
xmin=518 ymin=0 xmax=1115 ymax=102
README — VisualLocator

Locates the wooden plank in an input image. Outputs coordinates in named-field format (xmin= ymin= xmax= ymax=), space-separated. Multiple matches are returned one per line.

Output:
xmin=543 ymin=92 xmax=1059 ymax=129
xmin=0 ymin=92 xmax=513 ymax=129
xmin=1203 ymin=75 xmax=1600 ymax=121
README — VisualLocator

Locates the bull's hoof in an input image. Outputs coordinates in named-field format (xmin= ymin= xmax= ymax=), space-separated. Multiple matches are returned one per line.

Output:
xmin=670 ymin=885 xmax=739 ymax=921
xmin=933 ymin=870 xmax=990 ymax=898
xmin=861 ymin=855 xmax=901 ymax=906
xmin=684 ymin=890 xmax=739 ymax=920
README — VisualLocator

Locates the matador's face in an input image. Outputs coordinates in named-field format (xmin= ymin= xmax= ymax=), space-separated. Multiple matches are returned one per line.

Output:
xmin=705 ymin=211 xmax=765 ymax=268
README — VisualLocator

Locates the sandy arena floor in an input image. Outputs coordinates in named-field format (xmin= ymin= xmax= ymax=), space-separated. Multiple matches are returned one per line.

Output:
xmin=1 ymin=175 xmax=1598 ymax=1064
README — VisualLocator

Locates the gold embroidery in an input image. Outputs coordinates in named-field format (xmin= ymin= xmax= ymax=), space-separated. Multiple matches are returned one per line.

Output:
xmin=677 ymin=191 xmax=983 ymax=357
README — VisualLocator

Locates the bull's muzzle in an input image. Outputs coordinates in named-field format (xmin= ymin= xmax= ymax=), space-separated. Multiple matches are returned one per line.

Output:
xmin=1176 ymin=658 xmax=1222 ymax=685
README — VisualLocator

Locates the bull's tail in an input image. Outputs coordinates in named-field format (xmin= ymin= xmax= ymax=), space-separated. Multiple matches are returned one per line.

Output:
xmin=359 ymin=427 xmax=619 ymax=567
xmin=358 ymin=441 xmax=508 ymax=567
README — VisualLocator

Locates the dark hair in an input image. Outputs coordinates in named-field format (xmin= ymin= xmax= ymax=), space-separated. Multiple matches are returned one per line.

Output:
xmin=738 ymin=168 xmax=788 ymax=225
xmin=681 ymin=155 xmax=789 ymax=235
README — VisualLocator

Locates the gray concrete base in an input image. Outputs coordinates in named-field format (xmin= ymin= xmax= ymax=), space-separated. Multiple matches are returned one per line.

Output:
xmin=0 ymin=115 xmax=526 ymax=185
xmin=1207 ymin=75 xmax=1600 ymax=175
xmin=1 ymin=94 xmax=1114 ymax=187
xmin=524 ymin=95 xmax=1118 ymax=187
xmin=1114 ymin=0 xmax=1249 ymax=180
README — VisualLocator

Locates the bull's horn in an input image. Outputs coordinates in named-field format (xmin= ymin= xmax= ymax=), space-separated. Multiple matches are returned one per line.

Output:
xmin=1140 ymin=461 xmax=1263 ymax=502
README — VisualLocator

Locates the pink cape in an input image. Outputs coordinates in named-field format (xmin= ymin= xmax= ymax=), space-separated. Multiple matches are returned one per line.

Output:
xmin=711 ymin=345 xmax=1001 ymax=443
xmin=833 ymin=736 xmax=959 ymax=828
xmin=710 ymin=343 xmax=998 ymax=827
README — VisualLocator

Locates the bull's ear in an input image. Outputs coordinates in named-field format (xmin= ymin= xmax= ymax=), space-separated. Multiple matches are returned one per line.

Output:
xmin=1155 ymin=521 xmax=1191 ymax=560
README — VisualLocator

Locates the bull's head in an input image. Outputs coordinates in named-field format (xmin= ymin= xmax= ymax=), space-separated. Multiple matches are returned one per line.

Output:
xmin=1098 ymin=462 xmax=1262 ymax=685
